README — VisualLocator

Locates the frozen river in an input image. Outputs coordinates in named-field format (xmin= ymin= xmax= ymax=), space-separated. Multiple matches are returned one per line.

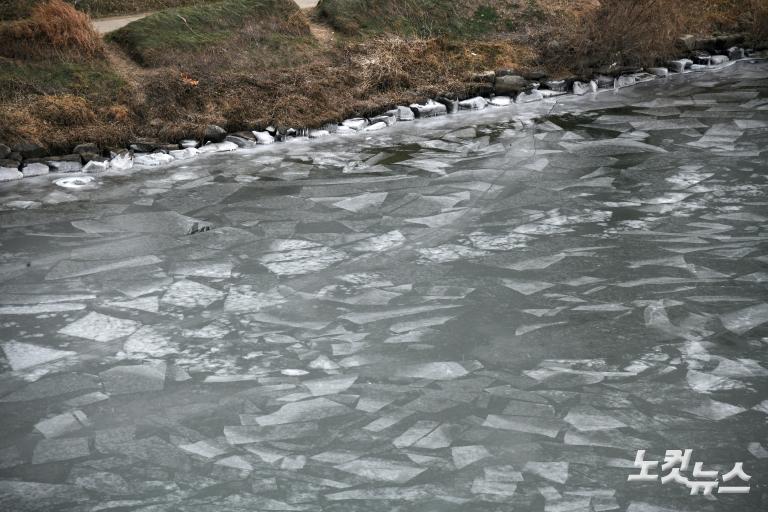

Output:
xmin=1 ymin=61 xmax=767 ymax=511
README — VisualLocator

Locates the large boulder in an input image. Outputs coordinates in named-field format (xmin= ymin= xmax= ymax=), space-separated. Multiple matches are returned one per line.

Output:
xmin=494 ymin=75 xmax=530 ymax=95
xmin=710 ymin=55 xmax=729 ymax=65
xmin=204 ymin=124 xmax=227 ymax=143
xmin=12 ymin=142 xmax=46 ymax=159
xmin=435 ymin=97 xmax=460 ymax=114
xmin=647 ymin=67 xmax=669 ymax=78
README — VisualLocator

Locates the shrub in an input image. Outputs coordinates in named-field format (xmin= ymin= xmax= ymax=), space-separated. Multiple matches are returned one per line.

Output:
xmin=0 ymin=0 xmax=104 ymax=60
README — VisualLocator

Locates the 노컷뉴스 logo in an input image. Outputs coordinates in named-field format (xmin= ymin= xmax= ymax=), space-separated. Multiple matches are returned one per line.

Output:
xmin=628 ymin=449 xmax=752 ymax=495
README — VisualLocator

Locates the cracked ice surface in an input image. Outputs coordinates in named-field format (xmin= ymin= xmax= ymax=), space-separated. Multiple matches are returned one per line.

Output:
xmin=0 ymin=61 xmax=767 ymax=511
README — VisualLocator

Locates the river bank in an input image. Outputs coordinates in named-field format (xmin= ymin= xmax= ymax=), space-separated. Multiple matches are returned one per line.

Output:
xmin=0 ymin=0 xmax=766 ymax=178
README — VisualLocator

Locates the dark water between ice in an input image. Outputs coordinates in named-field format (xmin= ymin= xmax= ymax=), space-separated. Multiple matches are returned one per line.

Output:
xmin=1 ymin=61 xmax=767 ymax=511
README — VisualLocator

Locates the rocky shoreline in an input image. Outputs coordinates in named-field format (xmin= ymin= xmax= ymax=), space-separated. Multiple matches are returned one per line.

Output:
xmin=0 ymin=39 xmax=761 ymax=186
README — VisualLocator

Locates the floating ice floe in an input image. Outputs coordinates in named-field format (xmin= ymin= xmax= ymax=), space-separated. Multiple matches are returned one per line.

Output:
xmin=54 ymin=176 xmax=96 ymax=189
xmin=58 ymin=312 xmax=140 ymax=342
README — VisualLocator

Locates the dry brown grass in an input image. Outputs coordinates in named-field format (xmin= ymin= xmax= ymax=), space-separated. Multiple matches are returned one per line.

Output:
xmin=0 ymin=0 xmax=104 ymax=60
xmin=31 ymin=95 xmax=97 ymax=126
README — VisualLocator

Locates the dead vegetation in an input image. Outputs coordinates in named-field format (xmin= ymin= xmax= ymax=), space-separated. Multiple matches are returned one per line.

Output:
xmin=0 ymin=0 xmax=104 ymax=60
xmin=0 ymin=0 xmax=765 ymax=152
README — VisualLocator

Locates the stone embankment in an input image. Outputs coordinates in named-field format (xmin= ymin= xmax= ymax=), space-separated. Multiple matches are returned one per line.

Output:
xmin=0 ymin=39 xmax=759 ymax=184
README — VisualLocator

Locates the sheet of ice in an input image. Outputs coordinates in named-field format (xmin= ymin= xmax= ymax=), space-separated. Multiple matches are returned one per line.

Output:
xmin=1 ymin=342 xmax=75 ymax=371
xmin=58 ymin=311 xmax=140 ymax=342
xmin=393 ymin=362 xmax=469 ymax=380
xmin=99 ymin=363 xmax=166 ymax=395
xmin=719 ymin=303 xmax=768 ymax=334
xmin=250 ymin=397 xmax=351 ymax=426
xmin=335 ymin=458 xmax=426 ymax=483
xmin=161 ymin=279 xmax=224 ymax=308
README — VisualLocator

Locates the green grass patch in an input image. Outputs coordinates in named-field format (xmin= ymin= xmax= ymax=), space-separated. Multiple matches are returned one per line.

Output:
xmin=0 ymin=1 xmax=223 ymax=21
xmin=109 ymin=0 xmax=310 ymax=67
xmin=0 ymin=57 xmax=125 ymax=100
xmin=317 ymin=0 xmax=523 ymax=37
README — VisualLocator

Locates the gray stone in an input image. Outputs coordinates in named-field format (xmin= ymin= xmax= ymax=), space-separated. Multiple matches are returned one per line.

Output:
xmin=129 ymin=138 xmax=160 ymax=153
xmin=517 ymin=89 xmax=544 ymax=103
xmin=0 ymin=167 xmax=23 ymax=181
xmin=12 ymin=142 xmax=45 ymax=159
xmin=543 ymin=79 xmax=567 ymax=92
xmin=573 ymin=80 xmax=597 ymax=95
xmin=99 ymin=363 xmax=166 ymax=395
xmin=369 ymin=114 xmax=397 ymax=126
xmin=459 ymin=96 xmax=488 ymax=110
xmin=647 ymin=67 xmax=669 ymax=77
xmin=73 ymin=143 xmax=99 ymax=155
xmin=225 ymin=135 xmax=258 ymax=148
xmin=0 ymin=143 xmax=10 ymax=159
xmin=342 ymin=118 xmax=368 ymax=131
xmin=615 ymin=75 xmax=637 ymax=88
xmin=180 ymin=139 xmax=199 ymax=148
xmin=83 ymin=159 xmax=110 ymax=172
xmin=436 ymin=97 xmax=459 ymax=114
xmin=204 ymin=124 xmax=227 ymax=142
xmin=21 ymin=162 xmax=49 ymax=177
xmin=495 ymin=74 xmax=530 ymax=95
xmin=595 ymin=75 xmax=615 ymax=89
xmin=252 ymin=131 xmax=275 ymax=144
xmin=409 ymin=100 xmax=447 ymax=118
xmin=46 ymin=155 xmax=83 ymax=173
xmin=710 ymin=55 xmax=729 ymax=65
xmin=668 ymin=59 xmax=691 ymax=73
xmin=728 ymin=47 xmax=745 ymax=60
xmin=390 ymin=106 xmax=415 ymax=121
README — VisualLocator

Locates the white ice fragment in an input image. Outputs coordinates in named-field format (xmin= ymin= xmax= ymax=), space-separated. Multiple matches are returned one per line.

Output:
xmin=483 ymin=415 xmax=562 ymax=438
xmin=58 ymin=312 xmax=140 ymax=342
xmin=133 ymin=153 xmax=174 ymax=167
xmin=523 ymin=461 xmax=569 ymax=484
xmin=253 ymin=398 xmax=351 ymax=426
xmin=335 ymin=458 xmax=426 ymax=483
xmin=333 ymin=192 xmax=387 ymax=212
xmin=720 ymin=304 xmax=768 ymax=334
xmin=502 ymin=279 xmax=555 ymax=295
xmin=35 ymin=412 xmax=85 ymax=438
xmin=394 ymin=362 xmax=469 ymax=380
xmin=54 ymin=176 xmax=96 ymax=189
xmin=179 ymin=440 xmax=229 ymax=459
xmin=563 ymin=406 xmax=627 ymax=431
xmin=2 ymin=341 xmax=75 ymax=371
xmin=303 ymin=374 xmax=358 ymax=396
xmin=452 ymin=445 xmax=491 ymax=469
xmin=161 ymin=279 xmax=224 ymax=308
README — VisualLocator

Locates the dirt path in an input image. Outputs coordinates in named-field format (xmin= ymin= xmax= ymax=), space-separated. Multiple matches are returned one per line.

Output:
xmin=92 ymin=13 xmax=151 ymax=34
